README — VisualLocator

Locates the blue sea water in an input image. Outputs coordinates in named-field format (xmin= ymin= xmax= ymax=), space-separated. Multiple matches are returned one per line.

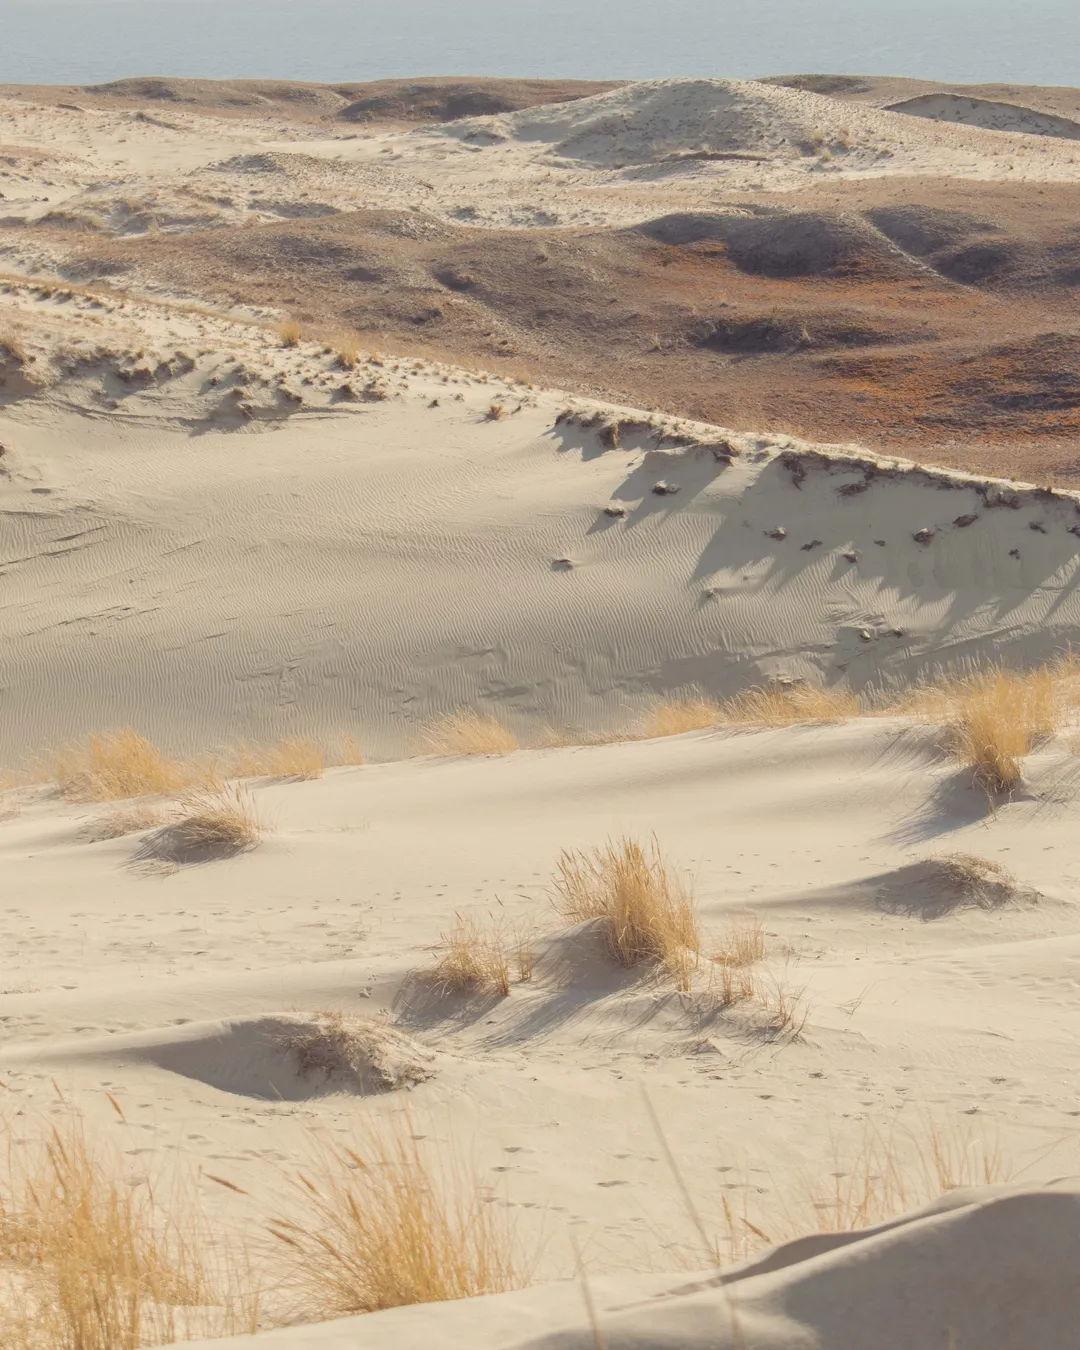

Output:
xmin=0 ymin=0 xmax=1078 ymax=89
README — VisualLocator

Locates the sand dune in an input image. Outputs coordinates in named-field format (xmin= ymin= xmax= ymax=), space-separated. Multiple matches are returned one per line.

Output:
xmin=175 ymin=1183 xmax=1080 ymax=1349
xmin=4 ymin=274 xmax=1080 ymax=761
xmin=887 ymin=92 xmax=1080 ymax=140
xmin=5 ymin=74 xmax=1080 ymax=1350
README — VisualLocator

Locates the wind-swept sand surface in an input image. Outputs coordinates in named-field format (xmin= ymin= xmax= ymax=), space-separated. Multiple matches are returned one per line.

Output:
xmin=3 ymin=74 xmax=1080 ymax=1350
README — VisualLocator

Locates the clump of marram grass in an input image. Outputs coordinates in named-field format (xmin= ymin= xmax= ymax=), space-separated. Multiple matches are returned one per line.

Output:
xmin=905 ymin=664 xmax=1063 ymax=794
xmin=550 ymin=838 xmax=701 ymax=991
xmin=419 ymin=711 xmax=519 ymax=757
xmin=40 ymin=729 xmax=220 ymax=802
xmin=231 ymin=738 xmax=325 ymax=781
xmin=139 ymin=786 xmax=261 ymax=865
xmin=334 ymin=332 xmax=361 ymax=370
xmin=486 ymin=401 xmax=508 ymax=421
xmin=278 ymin=320 xmax=304 ymax=348
xmin=641 ymin=695 xmax=723 ymax=739
xmin=0 ymin=1117 xmax=211 ymax=1350
xmin=429 ymin=914 xmax=513 ymax=996
xmin=717 ymin=683 xmax=860 ymax=729
xmin=267 ymin=1126 xmax=528 ymax=1317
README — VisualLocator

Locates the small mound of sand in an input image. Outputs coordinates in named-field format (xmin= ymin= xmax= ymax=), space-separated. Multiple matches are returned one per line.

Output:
xmin=636 ymin=208 xmax=916 ymax=279
xmin=887 ymin=93 xmax=1080 ymax=141
xmin=874 ymin=854 xmax=1037 ymax=920
xmin=28 ymin=1014 xmax=437 ymax=1101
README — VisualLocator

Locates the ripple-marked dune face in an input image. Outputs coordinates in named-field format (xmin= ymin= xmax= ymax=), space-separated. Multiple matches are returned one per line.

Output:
xmin=887 ymin=93 xmax=1080 ymax=140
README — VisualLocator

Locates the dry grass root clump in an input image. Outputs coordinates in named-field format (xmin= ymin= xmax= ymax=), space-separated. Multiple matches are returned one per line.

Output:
xmin=275 ymin=1013 xmax=435 ymax=1093
xmin=419 ymin=711 xmax=519 ymax=756
xmin=268 ymin=1129 xmax=527 ymax=1317
xmin=551 ymin=837 xmax=701 ymax=991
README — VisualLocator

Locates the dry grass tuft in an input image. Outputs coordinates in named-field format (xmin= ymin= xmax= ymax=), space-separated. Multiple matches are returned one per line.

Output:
xmin=275 ymin=1013 xmax=435 ymax=1093
xmin=267 ymin=1126 xmax=527 ymax=1317
xmin=906 ymin=664 xmax=1063 ymax=794
xmin=714 ymin=914 xmax=766 ymax=970
xmin=334 ymin=333 xmax=361 ymax=370
xmin=717 ymin=683 xmax=860 ymax=729
xmin=551 ymin=838 xmax=701 ymax=991
xmin=486 ymin=401 xmax=508 ymax=421
xmin=429 ymin=914 xmax=513 ymax=997
xmin=140 ymin=786 xmax=261 ymax=865
xmin=329 ymin=735 xmax=366 ymax=767
xmin=419 ymin=711 xmax=519 ymax=757
xmin=0 ymin=1117 xmax=209 ymax=1349
xmin=641 ymin=695 xmax=723 ymax=739
xmin=278 ymin=320 xmax=304 ymax=348
xmin=85 ymin=803 xmax=165 ymax=842
xmin=802 ymin=1115 xmax=1011 ymax=1234
xmin=42 ymin=729 xmax=220 ymax=802
xmin=930 ymin=852 xmax=1019 ymax=908
xmin=232 ymin=738 xmax=325 ymax=781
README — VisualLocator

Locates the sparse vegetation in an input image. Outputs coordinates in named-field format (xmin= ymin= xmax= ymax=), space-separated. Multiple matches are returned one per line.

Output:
xmin=486 ymin=401 xmax=508 ymax=421
xmin=419 ymin=711 xmax=520 ymax=756
xmin=334 ymin=333 xmax=361 ymax=369
xmin=717 ymin=682 xmax=860 ymax=728
xmin=905 ymin=664 xmax=1063 ymax=794
xmin=429 ymin=914 xmax=514 ymax=996
xmin=929 ymin=853 xmax=1021 ymax=909
xmin=641 ymin=695 xmax=722 ymax=739
xmin=140 ymin=786 xmax=261 ymax=864
xmin=267 ymin=1126 xmax=527 ymax=1317
xmin=0 ymin=1118 xmax=210 ymax=1349
xmin=231 ymin=738 xmax=325 ymax=781
xmin=550 ymin=838 xmax=701 ymax=991
xmin=41 ymin=729 xmax=220 ymax=802
xmin=278 ymin=320 xmax=304 ymax=348
xmin=274 ymin=1013 xmax=434 ymax=1093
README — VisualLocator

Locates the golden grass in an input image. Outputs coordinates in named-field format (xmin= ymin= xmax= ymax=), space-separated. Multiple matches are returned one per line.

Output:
xmin=550 ymin=838 xmax=701 ymax=991
xmin=85 ymin=803 xmax=165 ymax=842
xmin=0 ymin=1118 xmax=210 ymax=1350
xmin=334 ymin=333 xmax=361 ymax=370
xmin=231 ymin=738 xmax=325 ymax=781
xmin=142 ymin=786 xmax=261 ymax=864
xmin=267 ymin=1126 xmax=527 ymax=1317
xmin=717 ymin=682 xmax=860 ymax=729
xmin=329 ymin=735 xmax=366 ymax=767
xmin=486 ymin=401 xmax=508 ymax=421
xmin=42 ymin=729 xmax=220 ymax=802
xmin=640 ymin=696 xmax=722 ymax=739
xmin=278 ymin=320 xmax=304 ymax=348
xmin=800 ymin=1115 xmax=1011 ymax=1235
xmin=429 ymin=914 xmax=513 ymax=997
xmin=904 ymin=664 xmax=1064 ymax=794
xmin=419 ymin=711 xmax=520 ymax=757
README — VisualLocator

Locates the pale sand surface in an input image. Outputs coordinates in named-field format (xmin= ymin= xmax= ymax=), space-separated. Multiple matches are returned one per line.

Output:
xmin=4 ymin=76 xmax=1080 ymax=1349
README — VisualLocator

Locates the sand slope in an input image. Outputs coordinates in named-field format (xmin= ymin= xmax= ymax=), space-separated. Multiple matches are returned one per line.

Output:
xmin=4 ymin=278 xmax=1080 ymax=760
xmin=175 ymin=1183 xmax=1080 ymax=1349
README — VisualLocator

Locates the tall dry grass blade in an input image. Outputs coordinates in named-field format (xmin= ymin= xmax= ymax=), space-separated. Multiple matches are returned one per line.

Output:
xmin=419 ymin=711 xmax=519 ymax=756
xmin=906 ymin=664 xmax=1062 ymax=794
xmin=429 ymin=915 xmax=512 ymax=996
xmin=550 ymin=838 xmax=701 ymax=991
xmin=42 ymin=729 xmax=220 ymax=802
xmin=267 ymin=1125 xmax=528 ymax=1317
xmin=0 ymin=1117 xmax=211 ymax=1349
xmin=640 ymin=696 xmax=723 ymax=739
xmin=717 ymin=684 xmax=860 ymax=729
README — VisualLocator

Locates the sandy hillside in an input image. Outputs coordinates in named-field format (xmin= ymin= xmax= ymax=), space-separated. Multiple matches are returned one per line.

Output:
xmin=3 ymin=75 xmax=1080 ymax=1350
xmin=5 ymin=276 xmax=1080 ymax=761
xmin=4 ymin=77 xmax=1080 ymax=476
